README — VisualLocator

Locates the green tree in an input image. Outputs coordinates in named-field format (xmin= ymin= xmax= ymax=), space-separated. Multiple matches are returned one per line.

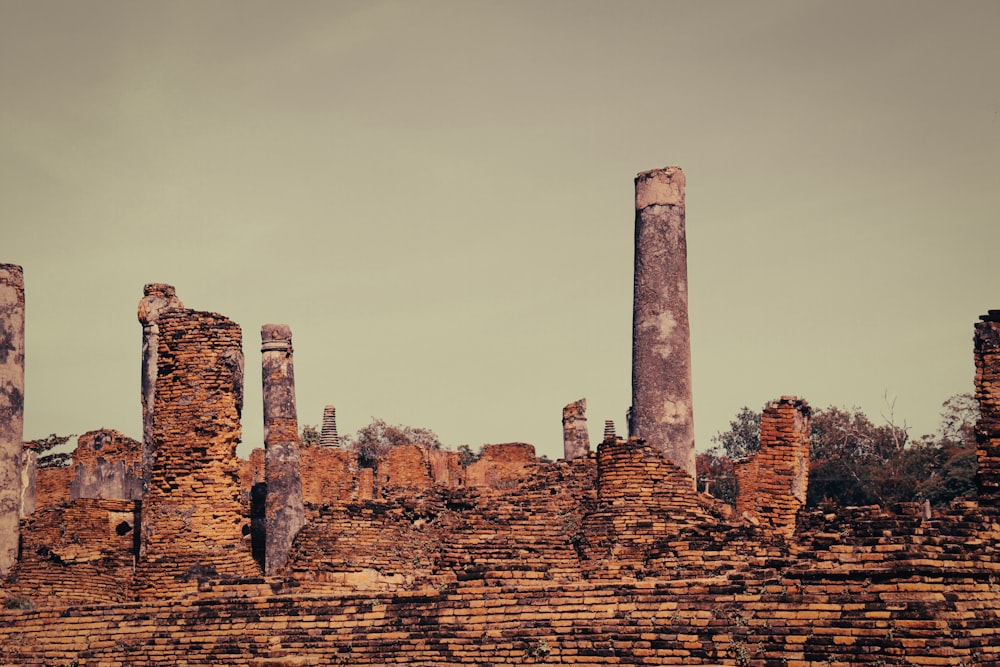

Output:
xmin=343 ymin=418 xmax=443 ymax=468
xmin=300 ymin=425 xmax=321 ymax=446
xmin=699 ymin=405 xmax=762 ymax=505
xmin=710 ymin=406 xmax=761 ymax=460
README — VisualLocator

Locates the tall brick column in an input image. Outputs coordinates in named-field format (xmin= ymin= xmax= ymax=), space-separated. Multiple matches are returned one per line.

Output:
xmin=138 ymin=309 xmax=257 ymax=592
xmin=261 ymin=324 xmax=305 ymax=575
xmin=562 ymin=398 xmax=590 ymax=460
xmin=0 ymin=263 xmax=24 ymax=576
xmin=975 ymin=311 xmax=1000 ymax=501
xmin=137 ymin=284 xmax=182 ymax=446
xmin=735 ymin=396 xmax=811 ymax=537
xmin=630 ymin=167 xmax=695 ymax=479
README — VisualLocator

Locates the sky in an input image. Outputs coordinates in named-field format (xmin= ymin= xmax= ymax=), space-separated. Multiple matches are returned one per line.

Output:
xmin=2 ymin=1 xmax=998 ymax=461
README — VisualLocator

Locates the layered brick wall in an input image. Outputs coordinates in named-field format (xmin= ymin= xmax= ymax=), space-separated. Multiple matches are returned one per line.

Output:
xmin=976 ymin=310 xmax=1000 ymax=501
xmin=69 ymin=428 xmax=143 ymax=501
xmin=2 ymin=498 xmax=137 ymax=605
xmin=136 ymin=309 xmax=258 ymax=596
xmin=299 ymin=444 xmax=355 ymax=506
xmin=464 ymin=443 xmax=536 ymax=488
xmin=735 ymin=396 xmax=811 ymax=536
xmin=34 ymin=463 xmax=72 ymax=508
xmin=5 ymin=497 xmax=1000 ymax=665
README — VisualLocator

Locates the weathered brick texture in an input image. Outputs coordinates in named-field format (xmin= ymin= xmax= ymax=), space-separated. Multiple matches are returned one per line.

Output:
xmin=976 ymin=311 xmax=1000 ymax=500
xmin=735 ymin=396 xmax=811 ymax=536
xmin=136 ymin=309 xmax=258 ymax=595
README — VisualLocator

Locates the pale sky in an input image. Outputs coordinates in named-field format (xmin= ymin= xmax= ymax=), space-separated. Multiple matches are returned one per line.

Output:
xmin=2 ymin=1 xmax=998 ymax=461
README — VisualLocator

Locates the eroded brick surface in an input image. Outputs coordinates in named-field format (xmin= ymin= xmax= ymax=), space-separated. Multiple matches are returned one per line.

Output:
xmin=736 ymin=396 xmax=811 ymax=536
xmin=6 ymin=302 xmax=1000 ymax=664
xmin=135 ymin=309 xmax=258 ymax=596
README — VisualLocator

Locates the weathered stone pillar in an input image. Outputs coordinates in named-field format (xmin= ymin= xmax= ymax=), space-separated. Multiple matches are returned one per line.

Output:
xmin=20 ymin=449 xmax=36 ymax=518
xmin=137 ymin=283 xmax=183 ymax=501
xmin=320 ymin=404 xmax=341 ymax=447
xmin=630 ymin=167 xmax=695 ymax=479
xmin=137 ymin=309 xmax=257 ymax=594
xmin=261 ymin=324 xmax=305 ymax=575
xmin=975 ymin=311 xmax=1000 ymax=501
xmin=0 ymin=263 xmax=24 ymax=576
xmin=562 ymin=398 xmax=590 ymax=460
xmin=735 ymin=396 xmax=811 ymax=537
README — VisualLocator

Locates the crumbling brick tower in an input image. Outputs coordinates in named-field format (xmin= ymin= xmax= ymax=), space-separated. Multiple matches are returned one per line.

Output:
xmin=630 ymin=167 xmax=695 ymax=479
xmin=735 ymin=396 xmax=811 ymax=537
xmin=260 ymin=324 xmax=305 ymax=575
xmin=137 ymin=309 xmax=258 ymax=594
xmin=975 ymin=310 xmax=1000 ymax=500
xmin=0 ymin=263 xmax=24 ymax=576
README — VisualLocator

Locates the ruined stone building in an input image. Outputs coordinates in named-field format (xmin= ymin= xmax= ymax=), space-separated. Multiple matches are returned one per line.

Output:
xmin=3 ymin=171 xmax=1000 ymax=665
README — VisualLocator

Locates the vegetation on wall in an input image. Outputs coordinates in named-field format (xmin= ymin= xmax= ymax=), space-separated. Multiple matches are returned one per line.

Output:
xmin=699 ymin=393 xmax=979 ymax=508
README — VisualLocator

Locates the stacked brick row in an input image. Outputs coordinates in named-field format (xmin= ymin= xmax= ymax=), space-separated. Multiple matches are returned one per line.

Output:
xmin=579 ymin=437 xmax=722 ymax=579
xmin=976 ymin=311 xmax=1000 ymax=501
xmin=6 ymin=541 xmax=1000 ymax=667
xmin=735 ymin=396 xmax=811 ymax=537
xmin=2 ymin=498 xmax=137 ymax=605
xmin=298 ymin=444 xmax=355 ymax=509
xmin=135 ymin=309 xmax=258 ymax=596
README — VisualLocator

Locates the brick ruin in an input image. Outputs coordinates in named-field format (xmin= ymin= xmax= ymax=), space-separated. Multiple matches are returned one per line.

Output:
xmin=3 ymin=172 xmax=1000 ymax=664
xmin=735 ymin=396 xmax=811 ymax=537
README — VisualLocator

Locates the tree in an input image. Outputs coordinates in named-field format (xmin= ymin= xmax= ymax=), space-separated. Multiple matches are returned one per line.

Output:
xmin=697 ymin=405 xmax=761 ymax=505
xmin=914 ymin=393 xmax=978 ymax=505
xmin=300 ymin=425 xmax=321 ymax=446
xmin=710 ymin=406 xmax=761 ymax=460
xmin=342 ymin=418 xmax=443 ymax=468
xmin=807 ymin=406 xmax=909 ymax=507
xmin=25 ymin=433 xmax=75 ymax=469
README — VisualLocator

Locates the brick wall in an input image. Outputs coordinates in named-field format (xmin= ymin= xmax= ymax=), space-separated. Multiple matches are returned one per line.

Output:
xmin=69 ymin=428 xmax=143 ymax=501
xmin=464 ymin=443 xmax=536 ymax=488
xmin=976 ymin=311 xmax=1000 ymax=500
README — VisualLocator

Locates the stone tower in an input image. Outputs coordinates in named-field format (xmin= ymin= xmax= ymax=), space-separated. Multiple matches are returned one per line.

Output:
xmin=0 ymin=263 xmax=25 ymax=576
xmin=261 ymin=324 xmax=305 ymax=575
xmin=562 ymin=398 xmax=590 ymax=460
xmin=630 ymin=166 xmax=696 ymax=480
xmin=137 ymin=283 xmax=183 ymax=447
xmin=320 ymin=404 xmax=341 ymax=447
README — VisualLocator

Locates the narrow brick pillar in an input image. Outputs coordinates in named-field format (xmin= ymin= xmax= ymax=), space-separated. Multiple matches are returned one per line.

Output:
xmin=138 ymin=309 xmax=257 ymax=591
xmin=630 ymin=167 xmax=695 ymax=479
xmin=735 ymin=396 xmax=811 ymax=537
xmin=562 ymin=398 xmax=590 ymax=460
xmin=975 ymin=311 xmax=1000 ymax=501
xmin=320 ymin=404 xmax=341 ymax=447
xmin=0 ymin=263 xmax=25 ymax=576
xmin=261 ymin=324 xmax=305 ymax=575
